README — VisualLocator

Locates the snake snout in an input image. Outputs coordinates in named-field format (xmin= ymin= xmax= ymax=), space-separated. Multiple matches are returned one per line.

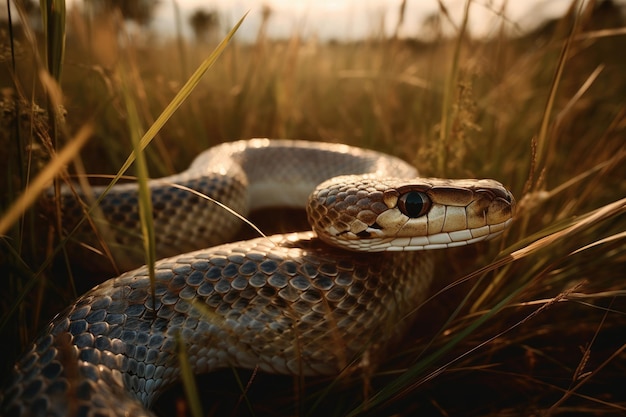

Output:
xmin=471 ymin=184 xmax=516 ymax=225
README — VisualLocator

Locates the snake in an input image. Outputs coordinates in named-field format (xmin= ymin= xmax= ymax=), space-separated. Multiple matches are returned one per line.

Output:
xmin=0 ymin=139 xmax=515 ymax=417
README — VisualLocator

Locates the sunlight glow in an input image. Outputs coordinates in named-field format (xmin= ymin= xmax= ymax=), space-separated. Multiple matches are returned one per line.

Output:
xmin=61 ymin=0 xmax=583 ymax=40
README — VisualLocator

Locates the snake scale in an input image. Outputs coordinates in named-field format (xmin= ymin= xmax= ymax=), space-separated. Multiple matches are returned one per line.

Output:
xmin=0 ymin=139 xmax=515 ymax=417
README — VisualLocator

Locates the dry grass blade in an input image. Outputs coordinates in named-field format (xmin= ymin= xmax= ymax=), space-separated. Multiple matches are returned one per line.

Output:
xmin=552 ymin=342 xmax=626 ymax=411
xmin=114 ymin=12 xmax=249 ymax=181
xmin=509 ymin=198 xmax=626 ymax=261
xmin=0 ymin=123 xmax=92 ymax=236
xmin=533 ymin=2 xmax=582 ymax=184
xmin=436 ymin=0 xmax=471 ymax=175
xmin=574 ymin=26 xmax=626 ymax=40
xmin=230 ymin=367 xmax=259 ymax=417
xmin=158 ymin=181 xmax=268 ymax=241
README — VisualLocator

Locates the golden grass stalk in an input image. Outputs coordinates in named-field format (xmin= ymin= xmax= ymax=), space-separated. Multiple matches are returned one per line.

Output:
xmin=532 ymin=1 xmax=581 ymax=189
xmin=0 ymin=123 xmax=91 ymax=236
xmin=436 ymin=0 xmax=471 ymax=176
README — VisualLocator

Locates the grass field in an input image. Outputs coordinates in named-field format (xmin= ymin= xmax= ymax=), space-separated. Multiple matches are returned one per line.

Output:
xmin=1 ymin=0 xmax=625 ymax=416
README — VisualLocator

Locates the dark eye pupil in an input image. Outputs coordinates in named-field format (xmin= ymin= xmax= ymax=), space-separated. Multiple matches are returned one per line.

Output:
xmin=398 ymin=191 xmax=430 ymax=218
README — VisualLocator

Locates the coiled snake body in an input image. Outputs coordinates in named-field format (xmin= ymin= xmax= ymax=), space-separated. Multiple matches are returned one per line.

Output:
xmin=1 ymin=139 xmax=515 ymax=417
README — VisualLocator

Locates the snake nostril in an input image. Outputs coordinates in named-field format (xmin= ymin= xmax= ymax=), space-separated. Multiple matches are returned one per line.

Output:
xmin=490 ymin=187 xmax=513 ymax=204
xmin=503 ymin=190 xmax=515 ymax=205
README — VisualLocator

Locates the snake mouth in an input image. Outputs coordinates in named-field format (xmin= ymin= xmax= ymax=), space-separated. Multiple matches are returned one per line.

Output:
xmin=322 ymin=218 xmax=513 ymax=252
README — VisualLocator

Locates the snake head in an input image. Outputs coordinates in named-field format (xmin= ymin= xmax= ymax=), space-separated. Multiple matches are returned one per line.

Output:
xmin=307 ymin=175 xmax=516 ymax=252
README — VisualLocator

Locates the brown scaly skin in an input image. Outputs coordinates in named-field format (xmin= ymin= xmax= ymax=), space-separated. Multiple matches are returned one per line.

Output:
xmin=1 ymin=232 xmax=432 ymax=417
xmin=1 ymin=140 xmax=514 ymax=416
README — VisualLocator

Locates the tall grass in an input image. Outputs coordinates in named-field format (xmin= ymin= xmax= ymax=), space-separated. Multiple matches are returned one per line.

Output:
xmin=1 ymin=0 xmax=625 ymax=416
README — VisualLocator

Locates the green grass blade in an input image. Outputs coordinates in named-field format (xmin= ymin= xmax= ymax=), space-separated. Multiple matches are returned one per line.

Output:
xmin=40 ymin=0 xmax=66 ymax=154
xmin=115 ymin=12 xmax=249 ymax=182
xmin=176 ymin=333 xmax=204 ymax=417
xmin=120 ymin=67 xmax=156 ymax=297
xmin=230 ymin=368 xmax=258 ymax=417
xmin=40 ymin=0 xmax=66 ymax=83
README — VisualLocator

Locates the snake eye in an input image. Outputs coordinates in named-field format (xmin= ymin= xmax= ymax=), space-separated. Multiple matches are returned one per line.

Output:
xmin=398 ymin=191 xmax=431 ymax=218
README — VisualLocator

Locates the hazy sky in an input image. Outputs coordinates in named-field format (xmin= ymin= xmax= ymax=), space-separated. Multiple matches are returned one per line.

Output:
xmin=66 ymin=0 xmax=584 ymax=40
xmin=158 ymin=0 xmax=583 ymax=39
